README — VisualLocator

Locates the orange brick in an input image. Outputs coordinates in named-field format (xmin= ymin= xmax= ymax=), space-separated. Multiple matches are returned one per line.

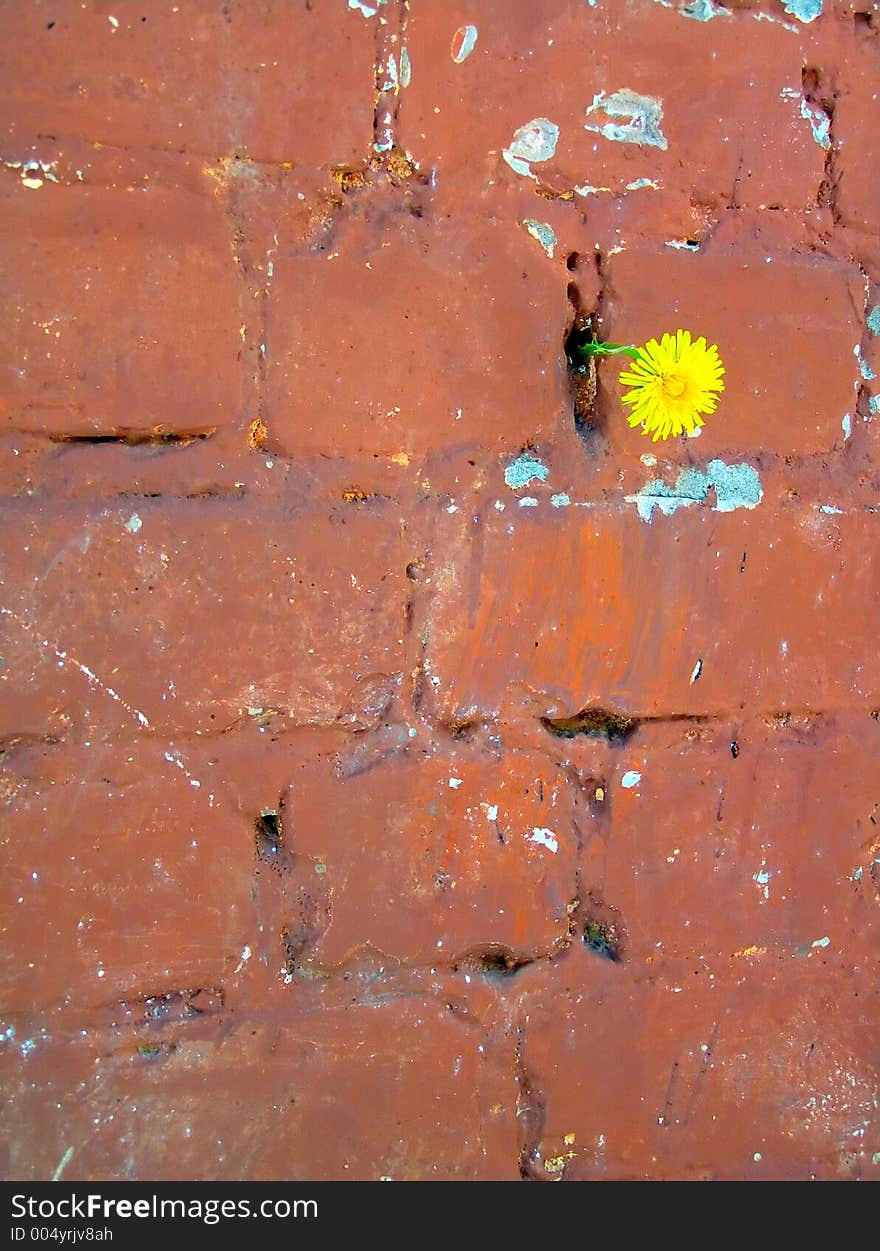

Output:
xmin=416 ymin=497 xmax=880 ymax=720
xmin=0 ymin=740 xmax=253 ymax=1015
xmin=600 ymin=717 xmax=880 ymax=961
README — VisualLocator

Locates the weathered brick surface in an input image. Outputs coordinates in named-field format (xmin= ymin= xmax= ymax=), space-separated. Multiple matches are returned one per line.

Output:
xmin=1 ymin=0 xmax=878 ymax=1185
xmin=415 ymin=498 xmax=880 ymax=721
xmin=0 ymin=176 xmax=244 ymax=438
xmin=0 ymin=1 xmax=375 ymax=165
xmin=0 ymin=498 xmax=409 ymax=739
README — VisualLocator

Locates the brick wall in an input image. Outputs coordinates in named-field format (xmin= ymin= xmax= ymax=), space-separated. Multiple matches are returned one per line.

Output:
xmin=1 ymin=0 xmax=878 ymax=1181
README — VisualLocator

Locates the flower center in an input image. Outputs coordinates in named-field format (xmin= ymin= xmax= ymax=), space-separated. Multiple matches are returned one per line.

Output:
xmin=661 ymin=372 xmax=686 ymax=398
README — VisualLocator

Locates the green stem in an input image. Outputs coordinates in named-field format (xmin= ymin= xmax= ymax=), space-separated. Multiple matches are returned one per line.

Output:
xmin=577 ymin=341 xmax=641 ymax=360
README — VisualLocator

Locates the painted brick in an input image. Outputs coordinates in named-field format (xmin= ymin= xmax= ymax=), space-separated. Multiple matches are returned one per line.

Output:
xmin=519 ymin=955 xmax=879 ymax=1179
xmin=0 ymin=0 xmax=374 ymax=166
xmin=264 ymin=209 xmax=567 ymax=459
xmin=0 ymin=998 xmax=519 ymax=1181
xmin=416 ymin=497 xmax=880 ymax=721
xmin=597 ymin=244 xmax=866 ymax=459
xmin=0 ymin=498 xmax=409 ymax=740
xmin=400 ymin=0 xmax=826 ymax=210
xmin=285 ymin=748 xmax=581 ymax=967
xmin=0 ymin=178 xmax=244 ymax=438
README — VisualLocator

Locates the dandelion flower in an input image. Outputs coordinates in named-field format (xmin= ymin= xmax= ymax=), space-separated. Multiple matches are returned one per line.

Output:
xmin=619 ymin=329 xmax=725 ymax=442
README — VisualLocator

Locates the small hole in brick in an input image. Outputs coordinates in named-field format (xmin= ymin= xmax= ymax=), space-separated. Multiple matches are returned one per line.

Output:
xmin=47 ymin=20 xmax=56 ymax=29
xmin=255 ymin=809 xmax=282 ymax=860
xmin=541 ymin=707 xmax=637 ymax=743
xmin=583 ymin=919 xmax=621 ymax=962
xmin=566 ymin=251 xmax=579 ymax=272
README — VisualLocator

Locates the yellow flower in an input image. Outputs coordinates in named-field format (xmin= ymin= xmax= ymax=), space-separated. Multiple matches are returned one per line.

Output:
xmin=619 ymin=329 xmax=725 ymax=442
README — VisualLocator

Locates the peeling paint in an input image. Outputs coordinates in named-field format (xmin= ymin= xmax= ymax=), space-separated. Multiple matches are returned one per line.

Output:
xmin=855 ymin=345 xmax=875 ymax=381
xmin=504 ymin=453 xmax=548 ymax=489
xmin=124 ymin=513 xmax=142 ymax=534
xmin=503 ymin=118 xmax=560 ymax=180
xmin=399 ymin=47 xmax=411 ymax=89
xmin=628 ymin=460 xmax=763 ymax=523
xmin=523 ymin=219 xmax=557 ymax=258
xmin=551 ymin=493 xmax=571 ymax=508
xmin=782 ymin=0 xmax=822 ymax=22
xmin=584 ymin=89 xmax=668 ymax=151
xmin=451 ymin=24 xmax=478 ymax=64
xmin=800 ymin=100 xmax=831 ymax=149
xmin=528 ymin=827 xmax=558 ymax=854
xmin=653 ymin=0 xmax=729 ymax=18
xmin=348 ymin=0 xmax=386 ymax=16
xmin=868 ymin=305 xmax=880 ymax=335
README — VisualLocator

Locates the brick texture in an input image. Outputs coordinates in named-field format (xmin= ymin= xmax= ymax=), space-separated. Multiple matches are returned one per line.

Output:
xmin=1 ymin=0 xmax=878 ymax=1184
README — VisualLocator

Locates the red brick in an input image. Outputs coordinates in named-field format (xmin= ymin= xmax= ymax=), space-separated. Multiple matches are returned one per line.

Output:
xmin=833 ymin=30 xmax=880 ymax=232
xmin=0 ymin=0 xmax=374 ymax=166
xmin=0 ymin=178 xmax=244 ymax=438
xmin=400 ymin=0 xmax=826 ymax=211
xmin=519 ymin=956 xmax=879 ymax=1179
xmin=286 ymin=749 xmax=581 ymax=967
xmin=0 ymin=999 xmax=518 ymax=1181
xmin=264 ymin=209 xmax=567 ymax=459
xmin=0 ymin=740 xmax=253 ymax=1016
xmin=599 ymin=717 xmax=880 ymax=962
xmin=0 ymin=499 xmax=409 ymax=739
xmin=597 ymin=244 xmax=866 ymax=459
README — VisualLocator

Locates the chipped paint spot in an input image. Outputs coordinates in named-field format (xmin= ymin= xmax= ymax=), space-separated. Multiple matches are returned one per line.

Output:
xmin=551 ymin=493 xmax=571 ymax=508
xmin=503 ymin=118 xmax=560 ymax=180
xmin=818 ymin=504 xmax=843 ymax=515
xmin=782 ymin=0 xmax=822 ymax=22
xmin=504 ymin=453 xmax=548 ymax=489
xmin=627 ymin=460 xmax=763 ymax=523
xmin=399 ymin=47 xmax=411 ymax=88
xmin=451 ymin=24 xmax=478 ymax=63
xmin=854 ymin=344 xmax=875 ymax=381
xmin=626 ymin=177 xmax=659 ymax=190
xmin=621 ymin=770 xmax=642 ymax=789
xmin=486 ymin=804 xmax=498 ymax=821
xmin=842 ymin=412 xmax=852 ymax=440
xmin=523 ymin=219 xmax=557 ymax=258
xmin=519 ymin=497 xmax=539 ymax=508
xmin=753 ymin=861 xmax=771 ymax=900
xmin=348 ymin=0 xmax=386 ymax=16
xmin=690 ymin=659 xmax=702 ymax=684
xmin=811 ymin=935 xmax=830 ymax=948
xmin=800 ymin=100 xmax=831 ymax=149
xmin=448 ymin=777 xmax=462 ymax=789
xmin=867 ymin=305 xmax=880 ymax=335
xmin=528 ymin=827 xmax=558 ymax=854
xmin=666 ymin=239 xmax=700 ymax=251
xmin=584 ymin=89 xmax=668 ymax=150
xmin=654 ymin=0 xmax=728 ymax=18
xmin=124 ymin=513 xmax=142 ymax=534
